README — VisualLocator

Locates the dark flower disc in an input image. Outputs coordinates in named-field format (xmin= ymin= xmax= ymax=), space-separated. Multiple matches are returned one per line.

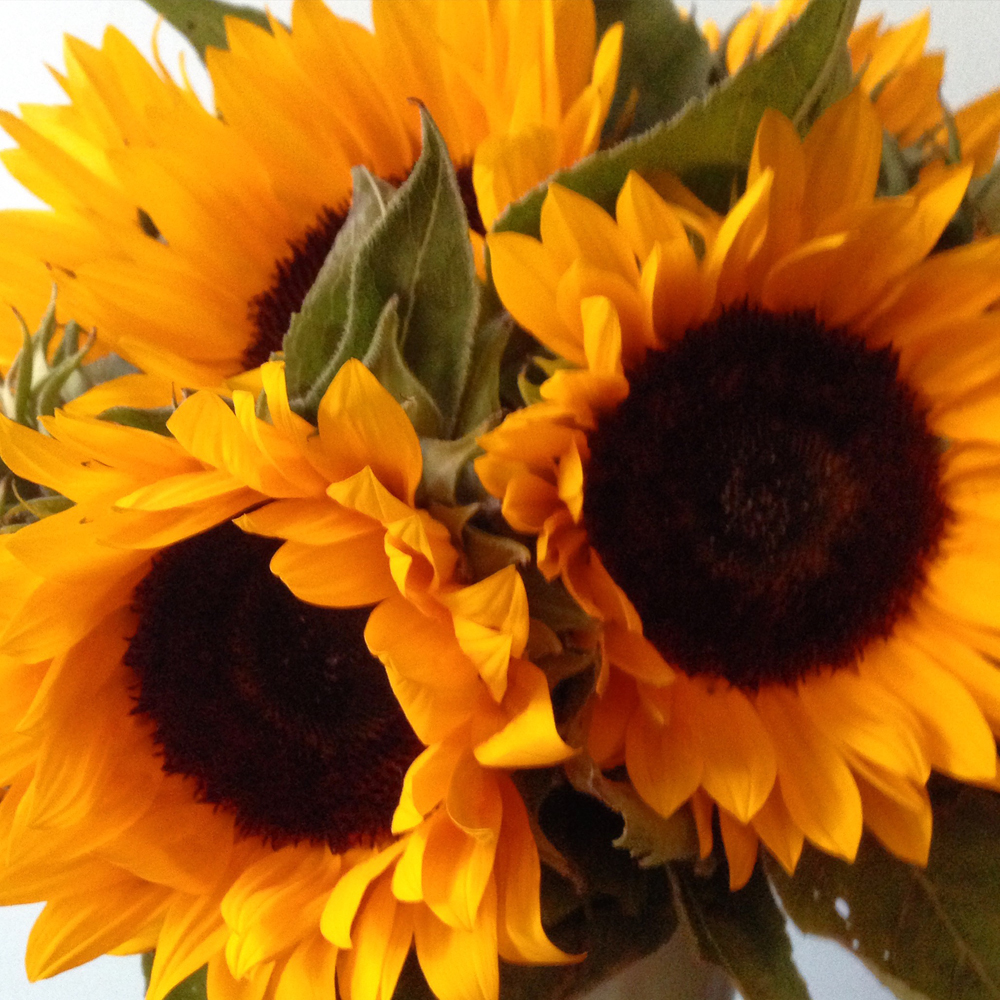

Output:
xmin=244 ymin=205 xmax=348 ymax=371
xmin=127 ymin=522 xmax=422 ymax=850
xmin=582 ymin=305 xmax=950 ymax=689
xmin=244 ymin=162 xmax=484 ymax=370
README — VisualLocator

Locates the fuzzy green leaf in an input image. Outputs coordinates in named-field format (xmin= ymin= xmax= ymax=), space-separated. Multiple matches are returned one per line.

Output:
xmin=595 ymin=0 xmax=714 ymax=140
xmin=496 ymin=0 xmax=860 ymax=234
xmin=287 ymin=113 xmax=479 ymax=437
xmin=454 ymin=312 xmax=513 ymax=436
xmin=343 ymin=108 xmax=479 ymax=436
xmin=283 ymin=169 xmax=396 ymax=417
xmin=144 ymin=0 xmax=271 ymax=60
xmin=769 ymin=786 xmax=1000 ymax=1000
xmin=672 ymin=862 xmax=812 ymax=1000
xmin=419 ymin=435 xmax=483 ymax=508
xmin=363 ymin=297 xmax=444 ymax=438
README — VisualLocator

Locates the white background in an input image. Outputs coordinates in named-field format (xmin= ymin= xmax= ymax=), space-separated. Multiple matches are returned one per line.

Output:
xmin=0 ymin=1 xmax=997 ymax=998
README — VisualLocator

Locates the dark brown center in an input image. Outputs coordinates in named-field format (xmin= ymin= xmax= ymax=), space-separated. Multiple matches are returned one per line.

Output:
xmin=243 ymin=163 xmax=485 ymax=371
xmin=126 ymin=522 xmax=422 ymax=850
xmin=582 ymin=305 xmax=950 ymax=688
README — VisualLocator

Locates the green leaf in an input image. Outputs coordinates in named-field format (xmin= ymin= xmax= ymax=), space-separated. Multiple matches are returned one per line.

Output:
xmin=769 ymin=785 xmax=1000 ymax=1000
xmin=283 ymin=169 xmax=396 ymax=415
xmin=537 ymin=782 xmax=680 ymax=995
xmin=495 ymin=0 xmax=861 ymax=235
xmin=970 ymin=161 xmax=1000 ymax=236
xmin=454 ymin=312 xmax=513 ymax=436
xmin=142 ymin=955 xmax=208 ymax=1000
xmin=98 ymin=406 xmax=175 ymax=435
xmin=363 ymin=297 xmax=444 ymax=438
xmin=10 ymin=309 xmax=34 ymax=427
xmin=595 ymin=0 xmax=714 ymax=140
xmin=343 ymin=108 xmax=479 ymax=436
xmin=32 ymin=337 xmax=93 ymax=420
xmin=144 ymin=0 xmax=271 ymax=60
xmin=671 ymin=861 xmax=812 ymax=1000
xmin=0 ymin=487 xmax=74 ymax=531
xmin=565 ymin=754 xmax=698 ymax=866
xmin=50 ymin=319 xmax=81 ymax=366
xmin=61 ymin=353 xmax=140 ymax=400
xmin=462 ymin=525 xmax=531 ymax=578
xmin=419 ymin=435 xmax=483 ymax=508
xmin=287 ymin=112 xmax=480 ymax=438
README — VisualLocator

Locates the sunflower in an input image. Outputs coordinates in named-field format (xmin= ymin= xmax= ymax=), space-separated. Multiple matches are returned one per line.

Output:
xmin=0 ymin=359 xmax=575 ymax=1000
xmin=0 ymin=1 xmax=621 ymax=385
xmin=705 ymin=3 xmax=1000 ymax=176
xmin=478 ymin=90 xmax=1000 ymax=889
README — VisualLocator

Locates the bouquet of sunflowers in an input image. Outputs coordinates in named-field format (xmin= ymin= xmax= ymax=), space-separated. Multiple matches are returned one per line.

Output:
xmin=2 ymin=0 xmax=1000 ymax=998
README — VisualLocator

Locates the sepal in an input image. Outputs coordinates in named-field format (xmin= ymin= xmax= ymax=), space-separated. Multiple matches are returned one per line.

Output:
xmin=283 ymin=110 xmax=482 ymax=442
xmin=0 ymin=294 xmax=135 ymax=530
xmin=144 ymin=0 xmax=272 ymax=60
xmin=565 ymin=754 xmax=698 ymax=867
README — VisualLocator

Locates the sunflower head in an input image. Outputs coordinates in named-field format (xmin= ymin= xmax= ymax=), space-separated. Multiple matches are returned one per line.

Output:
xmin=0 ymin=0 xmax=622 ymax=386
xmin=479 ymin=89 xmax=1000 ymax=883
xmin=0 ymin=343 xmax=581 ymax=1000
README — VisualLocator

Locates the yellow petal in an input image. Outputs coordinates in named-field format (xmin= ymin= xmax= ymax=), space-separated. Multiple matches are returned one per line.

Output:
xmin=797 ymin=670 xmax=929 ymax=784
xmin=326 ymin=466 xmax=416 ymax=527
xmin=146 ymin=891 xmax=230 ymax=1000
xmin=801 ymin=90 xmax=882 ymax=236
xmin=168 ymin=391 xmax=297 ymax=497
xmin=602 ymin=624 xmax=674 ymax=687
xmin=441 ymin=566 xmax=530 ymax=699
xmin=269 ymin=533 xmax=395 ymax=607
xmin=321 ymin=842 xmax=406 ymax=950
xmin=421 ymin=762 xmax=502 ymax=931
xmin=317 ymin=360 xmax=423 ymax=504
xmin=392 ymin=821 xmax=431 ymax=899
xmin=474 ymin=659 xmax=575 ymax=769
xmin=750 ymin=787 xmax=803 ymax=875
xmin=273 ymin=935 xmax=339 ymax=1000
xmin=615 ymin=170 xmax=689 ymax=265
xmin=342 ymin=875 xmax=407 ymax=1000
xmin=625 ymin=692 xmax=702 ymax=820
xmin=689 ymin=679 xmax=777 ymax=824
xmin=857 ymin=774 xmax=931 ymax=866
xmin=494 ymin=775 xmax=578 ymax=965
xmin=717 ymin=809 xmax=759 ymax=890
xmin=755 ymin=686 xmax=862 ymax=860
xmin=236 ymin=498 xmax=375 ymax=545
xmin=413 ymin=881 xmax=499 ymax=1000
xmin=580 ymin=295 xmax=625 ymax=378
xmin=26 ymin=874 xmax=171 ymax=980
xmin=541 ymin=183 xmax=638 ymax=282
xmin=0 ymin=415 xmax=135 ymax=502
xmin=486 ymin=232 xmax=582 ymax=364
xmin=861 ymin=636 xmax=997 ymax=781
